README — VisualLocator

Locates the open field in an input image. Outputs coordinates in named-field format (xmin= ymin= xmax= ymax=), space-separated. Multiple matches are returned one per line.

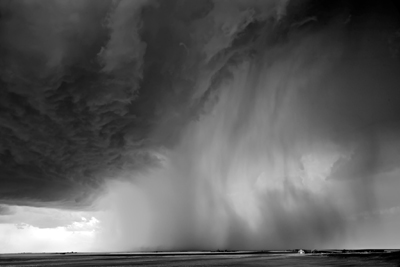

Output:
xmin=1 ymin=250 xmax=399 ymax=266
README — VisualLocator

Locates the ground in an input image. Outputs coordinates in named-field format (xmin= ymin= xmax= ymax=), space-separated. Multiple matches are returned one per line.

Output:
xmin=1 ymin=251 xmax=399 ymax=266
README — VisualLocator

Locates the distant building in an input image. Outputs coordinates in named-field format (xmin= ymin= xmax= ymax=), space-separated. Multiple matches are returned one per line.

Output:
xmin=298 ymin=249 xmax=305 ymax=254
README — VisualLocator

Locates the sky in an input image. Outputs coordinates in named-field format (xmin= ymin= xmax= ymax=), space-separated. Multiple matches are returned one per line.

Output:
xmin=1 ymin=0 xmax=400 ymax=253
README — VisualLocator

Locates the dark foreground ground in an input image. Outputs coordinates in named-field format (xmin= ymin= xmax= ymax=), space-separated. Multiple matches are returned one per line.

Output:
xmin=1 ymin=250 xmax=399 ymax=266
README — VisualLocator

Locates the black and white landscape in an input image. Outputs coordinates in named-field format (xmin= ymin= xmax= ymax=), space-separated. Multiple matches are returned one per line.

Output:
xmin=1 ymin=0 xmax=400 ymax=265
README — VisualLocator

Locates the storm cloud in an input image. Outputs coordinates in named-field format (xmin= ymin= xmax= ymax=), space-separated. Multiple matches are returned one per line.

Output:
xmin=0 ymin=0 xmax=290 ymax=207
xmin=1 ymin=0 xmax=400 ymax=251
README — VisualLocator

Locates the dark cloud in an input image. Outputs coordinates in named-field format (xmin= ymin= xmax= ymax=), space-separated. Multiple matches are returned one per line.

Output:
xmin=0 ymin=0 xmax=290 ymax=208
xmin=0 ymin=0 xmax=400 ymax=235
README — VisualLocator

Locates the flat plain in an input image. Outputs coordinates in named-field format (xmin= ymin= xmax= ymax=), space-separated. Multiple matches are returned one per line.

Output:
xmin=1 ymin=250 xmax=399 ymax=266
